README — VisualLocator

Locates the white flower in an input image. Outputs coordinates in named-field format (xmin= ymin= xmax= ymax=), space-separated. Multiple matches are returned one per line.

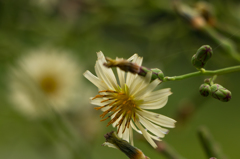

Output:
xmin=9 ymin=48 xmax=81 ymax=118
xmin=84 ymin=52 xmax=176 ymax=148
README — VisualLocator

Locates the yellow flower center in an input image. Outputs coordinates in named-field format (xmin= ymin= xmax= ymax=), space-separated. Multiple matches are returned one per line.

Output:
xmin=39 ymin=75 xmax=59 ymax=94
xmin=93 ymin=88 xmax=142 ymax=133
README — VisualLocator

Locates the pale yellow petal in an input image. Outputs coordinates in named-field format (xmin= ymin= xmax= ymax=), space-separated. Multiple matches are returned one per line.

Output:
xmin=116 ymin=57 xmax=125 ymax=89
xmin=122 ymin=125 xmax=130 ymax=142
xmin=96 ymin=52 xmax=118 ymax=90
xmin=129 ymin=125 xmax=134 ymax=145
xmin=143 ymin=88 xmax=172 ymax=103
xmin=134 ymin=79 xmax=161 ymax=100
xmin=138 ymin=115 xmax=165 ymax=138
xmin=139 ymin=97 xmax=168 ymax=109
xmin=137 ymin=110 xmax=176 ymax=128
xmin=83 ymin=70 xmax=107 ymax=90
xmin=131 ymin=71 xmax=152 ymax=96
xmin=135 ymin=121 xmax=157 ymax=148
xmin=126 ymin=56 xmax=138 ymax=87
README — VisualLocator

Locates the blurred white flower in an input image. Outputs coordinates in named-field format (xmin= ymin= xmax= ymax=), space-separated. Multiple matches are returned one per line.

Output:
xmin=9 ymin=48 xmax=82 ymax=118
xmin=84 ymin=52 xmax=176 ymax=148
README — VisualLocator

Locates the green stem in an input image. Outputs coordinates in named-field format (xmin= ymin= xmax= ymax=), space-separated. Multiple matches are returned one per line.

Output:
xmin=163 ymin=65 xmax=240 ymax=82
xmin=209 ymin=75 xmax=217 ymax=85
xmin=198 ymin=126 xmax=227 ymax=159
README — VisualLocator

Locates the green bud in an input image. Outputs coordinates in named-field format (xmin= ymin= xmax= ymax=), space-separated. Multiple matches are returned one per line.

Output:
xmin=210 ymin=84 xmax=231 ymax=102
xmin=196 ymin=45 xmax=213 ymax=61
xmin=191 ymin=54 xmax=203 ymax=69
xmin=192 ymin=45 xmax=213 ymax=69
xmin=199 ymin=83 xmax=211 ymax=97
xmin=151 ymin=68 xmax=164 ymax=81
xmin=204 ymin=78 xmax=211 ymax=84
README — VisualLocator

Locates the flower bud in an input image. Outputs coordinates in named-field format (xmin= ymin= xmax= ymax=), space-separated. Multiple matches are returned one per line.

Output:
xmin=203 ymin=78 xmax=211 ymax=84
xmin=191 ymin=54 xmax=203 ymax=69
xmin=210 ymin=84 xmax=231 ymax=102
xmin=103 ymin=131 xmax=149 ymax=159
xmin=199 ymin=83 xmax=211 ymax=97
xmin=192 ymin=45 xmax=213 ymax=69
xmin=151 ymin=68 xmax=164 ymax=81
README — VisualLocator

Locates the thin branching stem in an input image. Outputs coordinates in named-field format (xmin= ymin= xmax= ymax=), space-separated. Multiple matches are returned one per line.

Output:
xmin=163 ymin=65 xmax=240 ymax=82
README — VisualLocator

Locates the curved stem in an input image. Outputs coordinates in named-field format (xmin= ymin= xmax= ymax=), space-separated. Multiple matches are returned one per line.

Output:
xmin=163 ymin=65 xmax=240 ymax=82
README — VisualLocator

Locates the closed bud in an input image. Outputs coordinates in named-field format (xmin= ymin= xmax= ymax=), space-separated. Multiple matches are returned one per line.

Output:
xmin=199 ymin=83 xmax=211 ymax=97
xmin=196 ymin=45 xmax=213 ymax=61
xmin=192 ymin=54 xmax=203 ymax=69
xmin=210 ymin=84 xmax=231 ymax=102
xmin=103 ymin=131 xmax=150 ymax=159
xmin=151 ymin=68 xmax=164 ymax=81
xmin=204 ymin=78 xmax=211 ymax=84
xmin=192 ymin=45 xmax=213 ymax=69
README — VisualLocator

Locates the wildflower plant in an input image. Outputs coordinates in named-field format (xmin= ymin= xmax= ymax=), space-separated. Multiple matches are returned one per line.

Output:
xmin=3 ymin=0 xmax=240 ymax=159
xmin=84 ymin=43 xmax=240 ymax=158
xmin=84 ymin=52 xmax=176 ymax=148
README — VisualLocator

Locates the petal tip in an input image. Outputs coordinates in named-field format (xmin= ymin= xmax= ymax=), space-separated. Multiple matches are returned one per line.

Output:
xmin=83 ymin=70 xmax=90 ymax=77
xmin=97 ymin=51 xmax=104 ymax=59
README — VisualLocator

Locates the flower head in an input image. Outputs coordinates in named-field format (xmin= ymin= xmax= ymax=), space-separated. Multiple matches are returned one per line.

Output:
xmin=9 ymin=48 xmax=82 ymax=118
xmin=84 ymin=52 xmax=176 ymax=148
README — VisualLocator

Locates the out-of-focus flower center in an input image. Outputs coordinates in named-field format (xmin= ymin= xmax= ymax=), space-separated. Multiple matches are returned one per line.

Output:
xmin=93 ymin=89 xmax=141 ymax=133
xmin=39 ymin=75 xmax=59 ymax=94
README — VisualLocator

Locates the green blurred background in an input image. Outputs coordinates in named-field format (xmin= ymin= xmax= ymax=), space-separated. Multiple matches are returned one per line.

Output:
xmin=0 ymin=0 xmax=240 ymax=158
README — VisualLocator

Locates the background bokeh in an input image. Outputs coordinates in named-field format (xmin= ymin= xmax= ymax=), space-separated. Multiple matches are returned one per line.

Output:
xmin=0 ymin=0 xmax=240 ymax=158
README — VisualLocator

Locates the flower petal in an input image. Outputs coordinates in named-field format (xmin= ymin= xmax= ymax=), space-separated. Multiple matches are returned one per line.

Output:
xmin=116 ymin=57 xmax=125 ymax=89
xmin=126 ymin=55 xmax=138 ymax=87
xmin=117 ymin=117 xmax=127 ymax=138
xmin=127 ymin=54 xmax=138 ymax=61
xmin=143 ymin=88 xmax=172 ymax=103
xmin=128 ymin=76 xmax=145 ymax=95
xmin=131 ymin=72 xmax=152 ymax=96
xmin=96 ymin=52 xmax=118 ymax=90
xmin=134 ymin=79 xmax=161 ymax=100
xmin=122 ymin=125 xmax=130 ymax=142
xmin=137 ymin=110 xmax=176 ymax=128
xmin=101 ymin=106 xmax=112 ymax=111
xmin=147 ymin=133 xmax=162 ymax=141
xmin=95 ymin=61 xmax=117 ymax=90
xmin=138 ymin=115 xmax=165 ymax=138
xmin=132 ymin=120 xmax=162 ymax=141
xmin=129 ymin=125 xmax=134 ymax=145
xmin=112 ymin=111 xmax=122 ymax=127
xmin=139 ymin=97 xmax=168 ymax=109
xmin=102 ymin=142 xmax=118 ymax=149
xmin=135 ymin=121 xmax=157 ymax=148
xmin=135 ymin=56 xmax=143 ymax=66
xmin=83 ymin=70 xmax=107 ymax=90
xmin=130 ymin=121 xmax=142 ymax=134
